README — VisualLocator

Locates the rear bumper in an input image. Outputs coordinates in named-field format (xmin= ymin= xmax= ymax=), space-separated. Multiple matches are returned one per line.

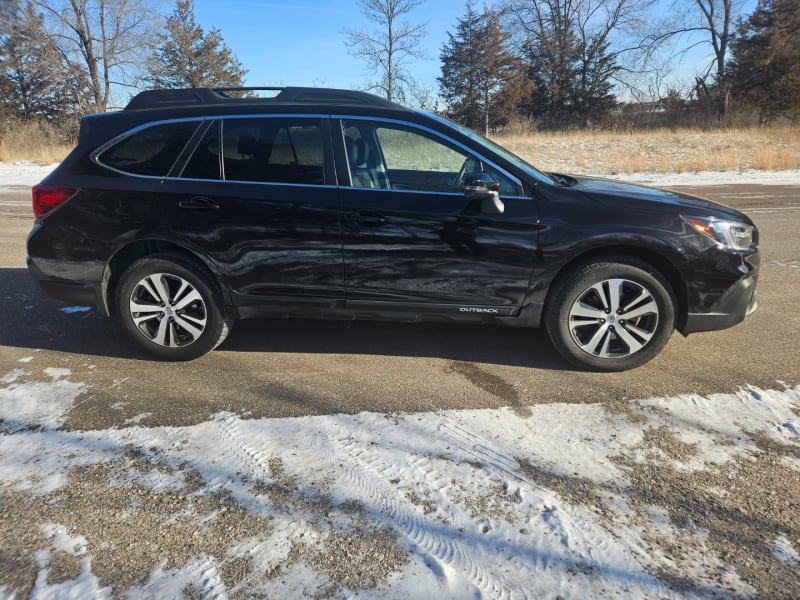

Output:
xmin=27 ymin=257 xmax=109 ymax=316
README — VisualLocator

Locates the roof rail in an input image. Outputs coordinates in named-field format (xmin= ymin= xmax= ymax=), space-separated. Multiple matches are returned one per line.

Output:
xmin=214 ymin=86 xmax=283 ymax=94
xmin=124 ymin=86 xmax=403 ymax=111
xmin=124 ymin=88 xmax=228 ymax=110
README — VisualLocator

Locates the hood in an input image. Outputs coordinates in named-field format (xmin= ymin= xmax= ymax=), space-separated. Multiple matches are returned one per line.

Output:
xmin=564 ymin=174 xmax=750 ymax=223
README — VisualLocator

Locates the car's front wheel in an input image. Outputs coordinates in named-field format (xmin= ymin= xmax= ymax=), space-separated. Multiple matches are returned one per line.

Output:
xmin=545 ymin=257 xmax=676 ymax=371
xmin=117 ymin=255 xmax=232 ymax=360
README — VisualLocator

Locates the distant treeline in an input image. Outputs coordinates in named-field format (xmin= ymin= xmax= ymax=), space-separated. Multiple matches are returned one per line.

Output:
xmin=1 ymin=0 xmax=798 ymax=142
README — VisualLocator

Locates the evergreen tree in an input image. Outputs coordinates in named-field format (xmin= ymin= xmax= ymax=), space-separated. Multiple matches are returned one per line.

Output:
xmin=521 ymin=19 xmax=583 ymax=128
xmin=147 ymin=0 xmax=248 ymax=92
xmin=505 ymin=0 xmax=622 ymax=129
xmin=0 ymin=1 xmax=78 ymax=124
xmin=438 ymin=3 xmax=525 ymax=134
xmin=730 ymin=0 xmax=800 ymax=123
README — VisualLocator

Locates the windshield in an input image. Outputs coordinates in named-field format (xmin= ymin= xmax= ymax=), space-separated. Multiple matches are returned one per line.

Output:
xmin=417 ymin=111 xmax=555 ymax=186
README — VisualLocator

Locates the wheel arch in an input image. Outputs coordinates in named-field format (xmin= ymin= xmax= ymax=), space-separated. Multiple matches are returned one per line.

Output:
xmin=102 ymin=240 xmax=233 ymax=317
xmin=542 ymin=244 xmax=688 ymax=332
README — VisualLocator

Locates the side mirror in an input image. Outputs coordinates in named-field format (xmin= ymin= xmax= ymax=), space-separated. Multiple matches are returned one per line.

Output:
xmin=464 ymin=172 xmax=504 ymax=214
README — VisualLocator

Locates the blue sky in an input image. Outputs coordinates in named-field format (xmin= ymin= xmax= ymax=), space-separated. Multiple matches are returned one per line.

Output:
xmin=190 ymin=0 xmax=757 ymax=99
xmin=192 ymin=0 xmax=455 ymax=92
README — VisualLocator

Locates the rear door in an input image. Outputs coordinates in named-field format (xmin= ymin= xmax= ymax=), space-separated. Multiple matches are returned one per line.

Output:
xmin=160 ymin=115 xmax=344 ymax=308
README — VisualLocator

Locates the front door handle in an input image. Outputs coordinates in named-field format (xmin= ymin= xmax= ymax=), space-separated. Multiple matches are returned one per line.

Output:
xmin=345 ymin=210 xmax=386 ymax=226
xmin=178 ymin=197 xmax=219 ymax=211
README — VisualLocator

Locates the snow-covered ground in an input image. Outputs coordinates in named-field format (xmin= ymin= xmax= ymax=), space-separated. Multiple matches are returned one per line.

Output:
xmin=0 ymin=161 xmax=59 ymax=188
xmin=618 ymin=169 xmax=800 ymax=187
xmin=3 ymin=160 xmax=800 ymax=191
xmin=2 ymin=161 xmax=800 ymax=597
xmin=0 ymin=363 xmax=799 ymax=598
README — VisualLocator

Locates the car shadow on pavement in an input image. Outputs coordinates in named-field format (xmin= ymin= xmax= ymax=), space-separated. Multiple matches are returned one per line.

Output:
xmin=0 ymin=268 xmax=142 ymax=360
xmin=1 ymin=268 xmax=572 ymax=370
xmin=222 ymin=318 xmax=568 ymax=370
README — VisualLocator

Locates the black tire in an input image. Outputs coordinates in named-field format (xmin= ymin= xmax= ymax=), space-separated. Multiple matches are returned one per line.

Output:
xmin=116 ymin=254 xmax=232 ymax=361
xmin=544 ymin=256 xmax=676 ymax=371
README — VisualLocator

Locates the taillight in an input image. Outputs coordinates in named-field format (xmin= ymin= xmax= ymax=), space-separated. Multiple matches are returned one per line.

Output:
xmin=32 ymin=184 xmax=80 ymax=219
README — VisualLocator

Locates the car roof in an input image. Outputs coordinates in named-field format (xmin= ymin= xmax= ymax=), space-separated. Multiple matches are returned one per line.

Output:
xmin=124 ymin=87 xmax=410 ymax=113
xmin=72 ymin=86 xmax=432 ymax=164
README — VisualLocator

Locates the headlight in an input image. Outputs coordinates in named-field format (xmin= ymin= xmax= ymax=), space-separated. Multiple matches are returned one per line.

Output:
xmin=682 ymin=216 xmax=754 ymax=251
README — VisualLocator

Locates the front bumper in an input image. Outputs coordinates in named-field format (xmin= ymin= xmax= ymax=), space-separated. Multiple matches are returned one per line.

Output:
xmin=680 ymin=248 xmax=759 ymax=335
xmin=682 ymin=274 xmax=758 ymax=333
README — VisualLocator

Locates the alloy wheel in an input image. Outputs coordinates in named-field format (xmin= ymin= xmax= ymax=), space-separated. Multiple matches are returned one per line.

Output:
xmin=567 ymin=278 xmax=659 ymax=359
xmin=128 ymin=273 xmax=208 ymax=348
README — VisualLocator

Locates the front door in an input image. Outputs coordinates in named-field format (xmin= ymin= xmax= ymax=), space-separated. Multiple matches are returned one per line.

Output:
xmin=337 ymin=119 xmax=539 ymax=314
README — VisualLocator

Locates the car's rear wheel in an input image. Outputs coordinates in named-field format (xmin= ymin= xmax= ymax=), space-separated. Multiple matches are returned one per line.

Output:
xmin=545 ymin=257 xmax=675 ymax=371
xmin=117 ymin=255 xmax=231 ymax=360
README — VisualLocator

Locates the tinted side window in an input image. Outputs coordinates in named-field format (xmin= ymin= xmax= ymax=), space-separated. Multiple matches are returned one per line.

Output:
xmin=181 ymin=122 xmax=221 ymax=180
xmin=377 ymin=128 xmax=465 ymax=174
xmin=97 ymin=121 xmax=199 ymax=176
xmin=221 ymin=118 xmax=325 ymax=184
xmin=343 ymin=120 xmax=518 ymax=195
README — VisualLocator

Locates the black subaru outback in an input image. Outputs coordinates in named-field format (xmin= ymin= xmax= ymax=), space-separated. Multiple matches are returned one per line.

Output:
xmin=27 ymin=87 xmax=759 ymax=371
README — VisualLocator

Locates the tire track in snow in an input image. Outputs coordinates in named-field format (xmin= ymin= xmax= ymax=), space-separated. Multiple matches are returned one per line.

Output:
xmin=213 ymin=412 xmax=273 ymax=483
xmin=436 ymin=419 xmax=614 ymax=574
xmin=307 ymin=419 xmax=532 ymax=600
xmin=438 ymin=420 xmax=525 ymax=483
xmin=438 ymin=418 xmax=693 ymax=598
xmin=185 ymin=555 xmax=228 ymax=599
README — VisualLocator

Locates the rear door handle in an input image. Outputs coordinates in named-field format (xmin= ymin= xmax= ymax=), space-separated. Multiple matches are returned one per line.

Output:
xmin=178 ymin=196 xmax=219 ymax=211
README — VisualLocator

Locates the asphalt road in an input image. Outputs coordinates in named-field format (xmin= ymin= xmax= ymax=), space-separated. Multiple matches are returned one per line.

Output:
xmin=1 ymin=183 xmax=798 ymax=430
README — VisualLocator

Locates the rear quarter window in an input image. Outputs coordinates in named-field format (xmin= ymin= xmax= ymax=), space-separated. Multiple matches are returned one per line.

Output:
xmin=96 ymin=121 xmax=199 ymax=176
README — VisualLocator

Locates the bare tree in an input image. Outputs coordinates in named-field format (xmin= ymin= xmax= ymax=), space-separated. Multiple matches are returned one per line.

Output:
xmin=0 ymin=0 xmax=18 ymax=21
xmin=647 ymin=0 xmax=745 ymax=120
xmin=343 ymin=0 xmax=428 ymax=102
xmin=31 ymin=0 xmax=161 ymax=112
xmin=503 ymin=0 xmax=655 ymax=128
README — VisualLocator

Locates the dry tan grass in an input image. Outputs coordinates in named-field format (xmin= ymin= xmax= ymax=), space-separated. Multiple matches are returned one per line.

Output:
xmin=0 ymin=121 xmax=73 ymax=163
xmin=494 ymin=127 xmax=800 ymax=175
xmin=2 ymin=121 xmax=799 ymax=175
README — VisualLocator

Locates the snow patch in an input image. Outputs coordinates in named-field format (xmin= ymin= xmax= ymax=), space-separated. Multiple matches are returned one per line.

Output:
xmin=41 ymin=523 xmax=88 ymax=556
xmin=58 ymin=306 xmax=92 ymax=314
xmin=772 ymin=536 xmax=800 ymax=567
xmin=43 ymin=368 xmax=72 ymax=380
xmin=1 ymin=376 xmax=798 ymax=597
xmin=0 ymin=368 xmax=84 ymax=430
xmin=609 ymin=168 xmax=800 ymax=187
xmin=0 ymin=161 xmax=56 ymax=189
xmin=1 ymin=368 xmax=26 ymax=384
xmin=123 ymin=412 xmax=152 ymax=425
xmin=31 ymin=556 xmax=111 ymax=600
xmin=24 ymin=524 xmax=110 ymax=600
